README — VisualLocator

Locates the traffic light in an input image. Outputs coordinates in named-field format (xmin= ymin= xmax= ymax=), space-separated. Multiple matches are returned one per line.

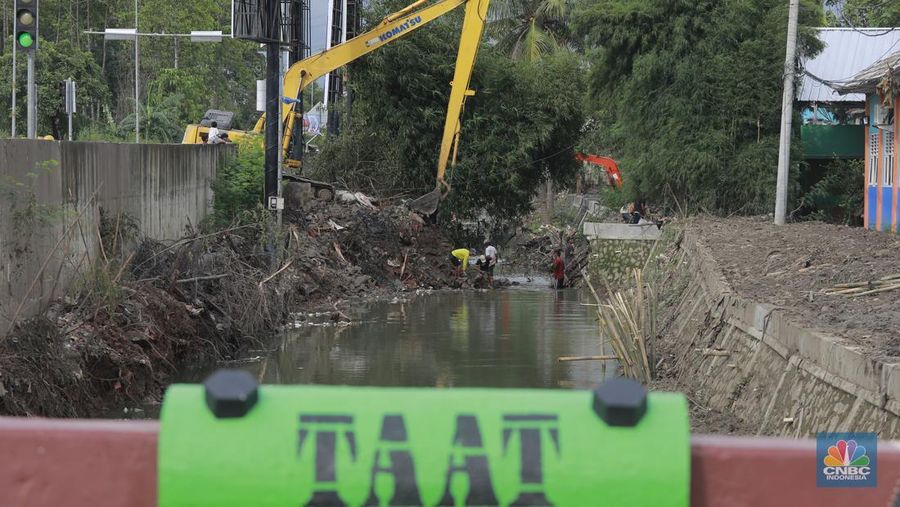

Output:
xmin=15 ymin=0 xmax=38 ymax=53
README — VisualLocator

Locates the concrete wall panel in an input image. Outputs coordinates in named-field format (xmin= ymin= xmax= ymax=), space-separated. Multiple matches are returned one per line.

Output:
xmin=1 ymin=140 xmax=230 ymax=336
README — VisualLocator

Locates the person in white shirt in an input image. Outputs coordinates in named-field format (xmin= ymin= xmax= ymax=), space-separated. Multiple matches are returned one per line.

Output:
xmin=484 ymin=242 xmax=498 ymax=287
xmin=207 ymin=121 xmax=220 ymax=144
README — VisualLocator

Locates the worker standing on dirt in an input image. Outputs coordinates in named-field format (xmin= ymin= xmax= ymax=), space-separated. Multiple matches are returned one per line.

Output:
xmin=552 ymin=250 xmax=565 ymax=289
xmin=450 ymin=248 xmax=475 ymax=276
xmin=484 ymin=241 xmax=498 ymax=287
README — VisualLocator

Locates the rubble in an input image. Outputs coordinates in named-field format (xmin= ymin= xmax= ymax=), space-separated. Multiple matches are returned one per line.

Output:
xmin=505 ymin=224 xmax=590 ymax=286
xmin=0 ymin=196 xmax=467 ymax=417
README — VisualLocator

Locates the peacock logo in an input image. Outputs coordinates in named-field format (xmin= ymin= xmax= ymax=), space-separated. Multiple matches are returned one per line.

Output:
xmin=817 ymin=432 xmax=877 ymax=488
xmin=823 ymin=439 xmax=870 ymax=467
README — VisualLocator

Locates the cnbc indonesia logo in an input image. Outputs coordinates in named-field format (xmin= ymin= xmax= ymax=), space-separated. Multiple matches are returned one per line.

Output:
xmin=821 ymin=438 xmax=874 ymax=485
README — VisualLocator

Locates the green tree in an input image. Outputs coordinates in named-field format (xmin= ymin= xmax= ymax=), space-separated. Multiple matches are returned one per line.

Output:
xmin=826 ymin=0 xmax=900 ymax=27
xmin=0 ymin=0 xmax=262 ymax=140
xmin=489 ymin=0 xmax=574 ymax=62
xmin=210 ymin=135 xmax=265 ymax=225
xmin=118 ymin=93 xmax=182 ymax=143
xmin=312 ymin=4 xmax=585 ymax=223
xmin=572 ymin=0 xmax=824 ymax=214
xmin=0 ymin=38 xmax=112 ymax=139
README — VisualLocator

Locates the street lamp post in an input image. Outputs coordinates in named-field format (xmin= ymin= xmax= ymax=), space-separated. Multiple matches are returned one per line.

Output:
xmin=135 ymin=0 xmax=140 ymax=143
xmin=84 ymin=29 xmax=224 ymax=143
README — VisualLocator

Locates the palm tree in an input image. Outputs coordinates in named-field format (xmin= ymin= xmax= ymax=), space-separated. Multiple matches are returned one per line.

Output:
xmin=119 ymin=88 xmax=183 ymax=143
xmin=488 ymin=0 xmax=571 ymax=62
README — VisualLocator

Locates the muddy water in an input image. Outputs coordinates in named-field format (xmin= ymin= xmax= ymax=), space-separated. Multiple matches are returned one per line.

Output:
xmin=206 ymin=277 xmax=612 ymax=389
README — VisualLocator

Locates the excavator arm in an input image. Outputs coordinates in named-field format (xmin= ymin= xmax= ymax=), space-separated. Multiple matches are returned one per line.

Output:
xmin=267 ymin=0 xmax=490 ymax=211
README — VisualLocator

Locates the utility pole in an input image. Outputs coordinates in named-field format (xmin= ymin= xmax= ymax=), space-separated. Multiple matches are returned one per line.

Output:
xmin=264 ymin=0 xmax=280 ymax=211
xmin=774 ymin=0 xmax=800 ymax=225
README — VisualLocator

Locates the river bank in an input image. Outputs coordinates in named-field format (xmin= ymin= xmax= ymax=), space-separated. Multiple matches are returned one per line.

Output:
xmin=0 ymin=198 xmax=466 ymax=417
xmin=604 ymin=217 xmax=900 ymax=437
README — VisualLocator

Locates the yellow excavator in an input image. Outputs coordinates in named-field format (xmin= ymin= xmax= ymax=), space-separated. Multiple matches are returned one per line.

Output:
xmin=182 ymin=0 xmax=490 ymax=214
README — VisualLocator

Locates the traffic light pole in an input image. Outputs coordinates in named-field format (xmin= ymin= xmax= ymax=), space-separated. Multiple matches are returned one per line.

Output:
xmin=14 ymin=0 xmax=39 ymax=138
xmin=26 ymin=52 xmax=35 ymax=139
xmin=11 ymin=29 xmax=16 ymax=137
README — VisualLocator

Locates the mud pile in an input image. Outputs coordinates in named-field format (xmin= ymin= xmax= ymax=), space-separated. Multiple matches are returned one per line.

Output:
xmin=0 ymin=198 xmax=459 ymax=417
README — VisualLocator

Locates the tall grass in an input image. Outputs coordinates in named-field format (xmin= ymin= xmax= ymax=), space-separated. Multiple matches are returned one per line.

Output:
xmin=584 ymin=269 xmax=655 ymax=383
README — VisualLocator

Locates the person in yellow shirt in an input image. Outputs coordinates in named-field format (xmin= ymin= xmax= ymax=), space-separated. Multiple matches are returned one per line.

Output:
xmin=450 ymin=248 xmax=475 ymax=276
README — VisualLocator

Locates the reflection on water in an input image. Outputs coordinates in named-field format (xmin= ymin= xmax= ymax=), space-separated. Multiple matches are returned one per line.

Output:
xmin=202 ymin=280 xmax=613 ymax=390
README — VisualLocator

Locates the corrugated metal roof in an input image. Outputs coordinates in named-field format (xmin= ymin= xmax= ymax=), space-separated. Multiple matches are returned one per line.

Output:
xmin=834 ymin=48 xmax=900 ymax=94
xmin=798 ymin=28 xmax=900 ymax=103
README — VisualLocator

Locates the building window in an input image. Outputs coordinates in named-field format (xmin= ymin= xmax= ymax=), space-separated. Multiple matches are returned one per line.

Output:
xmin=885 ymin=131 xmax=895 ymax=188
xmin=869 ymin=132 xmax=879 ymax=186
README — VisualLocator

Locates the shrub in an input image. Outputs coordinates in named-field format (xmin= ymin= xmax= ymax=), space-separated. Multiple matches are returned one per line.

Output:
xmin=798 ymin=158 xmax=864 ymax=225
xmin=209 ymin=136 xmax=265 ymax=227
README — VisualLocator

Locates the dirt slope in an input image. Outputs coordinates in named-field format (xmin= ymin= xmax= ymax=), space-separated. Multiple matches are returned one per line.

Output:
xmin=0 ymin=199 xmax=460 ymax=417
xmin=690 ymin=216 xmax=900 ymax=359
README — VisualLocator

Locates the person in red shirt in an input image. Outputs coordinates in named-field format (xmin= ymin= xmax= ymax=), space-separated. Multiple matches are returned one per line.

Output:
xmin=551 ymin=249 xmax=565 ymax=289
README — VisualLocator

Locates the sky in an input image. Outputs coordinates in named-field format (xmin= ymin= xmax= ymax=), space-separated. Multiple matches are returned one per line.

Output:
xmin=310 ymin=2 xmax=327 ymax=53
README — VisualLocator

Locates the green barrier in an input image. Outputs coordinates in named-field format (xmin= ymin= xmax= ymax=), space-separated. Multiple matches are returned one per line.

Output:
xmin=159 ymin=372 xmax=689 ymax=506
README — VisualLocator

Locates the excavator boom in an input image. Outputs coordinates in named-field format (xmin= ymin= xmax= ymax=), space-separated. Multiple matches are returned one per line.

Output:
xmin=186 ymin=0 xmax=490 ymax=214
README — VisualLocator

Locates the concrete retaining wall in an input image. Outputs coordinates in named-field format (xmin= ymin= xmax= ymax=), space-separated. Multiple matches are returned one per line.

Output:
xmin=660 ymin=230 xmax=900 ymax=438
xmin=0 ymin=140 xmax=231 ymax=336
xmin=588 ymin=239 xmax=652 ymax=283
xmin=584 ymin=222 xmax=658 ymax=283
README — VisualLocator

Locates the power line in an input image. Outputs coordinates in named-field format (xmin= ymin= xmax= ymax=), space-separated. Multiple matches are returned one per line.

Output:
xmin=835 ymin=0 xmax=899 ymax=37
xmin=839 ymin=15 xmax=898 ymax=37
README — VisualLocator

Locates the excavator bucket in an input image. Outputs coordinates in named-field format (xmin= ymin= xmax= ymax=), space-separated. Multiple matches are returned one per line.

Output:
xmin=408 ymin=187 xmax=443 ymax=216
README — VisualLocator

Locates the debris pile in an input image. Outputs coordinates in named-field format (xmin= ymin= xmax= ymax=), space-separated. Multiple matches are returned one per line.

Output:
xmin=289 ymin=199 xmax=456 ymax=293
xmin=505 ymin=225 xmax=589 ymax=286
xmin=0 ymin=196 xmax=461 ymax=417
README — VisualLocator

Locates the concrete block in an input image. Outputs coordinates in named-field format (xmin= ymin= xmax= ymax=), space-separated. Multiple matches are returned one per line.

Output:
xmin=583 ymin=222 xmax=661 ymax=240
xmin=794 ymin=328 xmax=882 ymax=393
xmin=884 ymin=363 xmax=900 ymax=404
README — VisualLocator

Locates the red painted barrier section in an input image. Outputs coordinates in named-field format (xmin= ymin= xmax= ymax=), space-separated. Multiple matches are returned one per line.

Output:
xmin=0 ymin=417 xmax=898 ymax=506
xmin=692 ymin=436 xmax=900 ymax=507
xmin=0 ymin=418 xmax=158 ymax=507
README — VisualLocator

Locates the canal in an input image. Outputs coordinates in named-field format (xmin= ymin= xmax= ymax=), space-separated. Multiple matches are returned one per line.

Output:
xmin=192 ymin=277 xmax=612 ymax=390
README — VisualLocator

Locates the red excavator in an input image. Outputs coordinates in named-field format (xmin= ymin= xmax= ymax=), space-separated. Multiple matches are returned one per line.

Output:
xmin=576 ymin=153 xmax=622 ymax=188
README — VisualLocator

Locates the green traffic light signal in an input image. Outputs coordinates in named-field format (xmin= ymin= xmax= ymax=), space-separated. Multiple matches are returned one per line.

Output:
xmin=17 ymin=32 xmax=34 ymax=48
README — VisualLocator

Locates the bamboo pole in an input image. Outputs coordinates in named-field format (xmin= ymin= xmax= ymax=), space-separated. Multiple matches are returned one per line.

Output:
xmin=557 ymin=355 xmax=618 ymax=362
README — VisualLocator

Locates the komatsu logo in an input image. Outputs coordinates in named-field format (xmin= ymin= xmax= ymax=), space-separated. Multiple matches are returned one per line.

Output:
xmin=366 ymin=16 xmax=422 ymax=46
